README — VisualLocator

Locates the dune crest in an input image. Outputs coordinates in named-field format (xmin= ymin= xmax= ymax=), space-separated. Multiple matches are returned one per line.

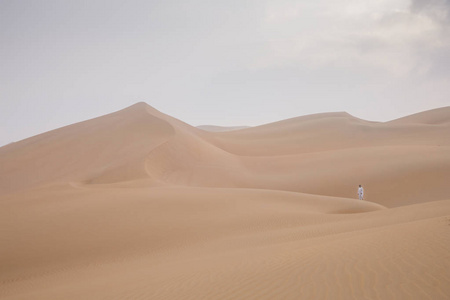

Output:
xmin=387 ymin=106 xmax=450 ymax=125
xmin=197 ymin=125 xmax=251 ymax=132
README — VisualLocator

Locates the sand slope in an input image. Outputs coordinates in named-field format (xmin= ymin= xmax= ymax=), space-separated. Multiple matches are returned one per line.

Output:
xmin=1 ymin=103 xmax=449 ymax=299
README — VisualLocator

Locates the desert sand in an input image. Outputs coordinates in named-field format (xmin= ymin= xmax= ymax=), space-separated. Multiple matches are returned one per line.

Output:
xmin=1 ymin=102 xmax=449 ymax=299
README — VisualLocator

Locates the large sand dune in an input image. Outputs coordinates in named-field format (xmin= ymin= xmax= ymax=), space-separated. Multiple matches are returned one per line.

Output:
xmin=1 ymin=103 xmax=449 ymax=299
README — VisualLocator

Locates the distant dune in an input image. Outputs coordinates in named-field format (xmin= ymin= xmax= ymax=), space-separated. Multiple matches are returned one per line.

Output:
xmin=1 ymin=103 xmax=449 ymax=299
xmin=387 ymin=106 xmax=450 ymax=125
xmin=197 ymin=125 xmax=251 ymax=132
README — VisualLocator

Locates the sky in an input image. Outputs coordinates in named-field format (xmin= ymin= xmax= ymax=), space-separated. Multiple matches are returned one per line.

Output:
xmin=1 ymin=0 xmax=450 ymax=146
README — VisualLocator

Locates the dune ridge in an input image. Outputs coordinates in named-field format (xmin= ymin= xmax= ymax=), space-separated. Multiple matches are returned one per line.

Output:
xmin=1 ymin=103 xmax=449 ymax=299
xmin=197 ymin=125 xmax=251 ymax=132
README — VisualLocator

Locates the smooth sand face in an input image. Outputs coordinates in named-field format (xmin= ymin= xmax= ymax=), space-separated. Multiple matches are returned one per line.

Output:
xmin=1 ymin=103 xmax=449 ymax=299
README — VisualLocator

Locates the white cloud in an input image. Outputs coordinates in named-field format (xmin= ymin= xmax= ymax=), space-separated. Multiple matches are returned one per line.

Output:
xmin=252 ymin=0 xmax=450 ymax=78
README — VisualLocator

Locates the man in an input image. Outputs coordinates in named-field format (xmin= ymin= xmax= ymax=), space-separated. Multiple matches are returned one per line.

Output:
xmin=358 ymin=185 xmax=364 ymax=200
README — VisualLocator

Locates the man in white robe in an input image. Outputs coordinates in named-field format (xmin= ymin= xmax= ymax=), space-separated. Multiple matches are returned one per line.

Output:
xmin=358 ymin=185 xmax=364 ymax=200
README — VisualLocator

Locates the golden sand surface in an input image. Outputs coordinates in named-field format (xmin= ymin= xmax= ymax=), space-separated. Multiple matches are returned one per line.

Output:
xmin=1 ymin=103 xmax=449 ymax=299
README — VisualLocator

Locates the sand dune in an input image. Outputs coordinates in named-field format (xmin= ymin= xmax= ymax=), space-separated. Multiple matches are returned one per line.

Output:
xmin=197 ymin=125 xmax=251 ymax=132
xmin=1 ymin=103 xmax=449 ymax=299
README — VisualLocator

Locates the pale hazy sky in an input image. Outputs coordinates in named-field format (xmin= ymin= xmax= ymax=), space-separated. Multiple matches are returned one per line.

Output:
xmin=1 ymin=0 xmax=450 ymax=146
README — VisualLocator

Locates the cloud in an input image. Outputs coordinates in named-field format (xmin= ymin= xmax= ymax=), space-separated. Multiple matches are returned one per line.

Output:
xmin=410 ymin=0 xmax=450 ymax=22
xmin=247 ymin=0 xmax=450 ymax=78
